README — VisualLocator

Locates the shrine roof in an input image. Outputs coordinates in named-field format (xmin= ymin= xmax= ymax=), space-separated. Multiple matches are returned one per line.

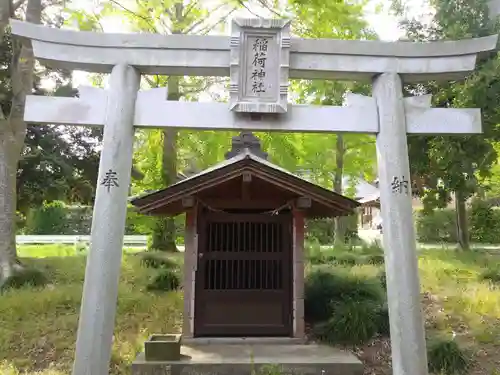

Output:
xmin=130 ymin=149 xmax=360 ymax=218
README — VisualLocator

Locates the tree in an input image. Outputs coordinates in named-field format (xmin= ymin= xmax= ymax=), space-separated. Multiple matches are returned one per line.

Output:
xmin=286 ymin=0 xmax=378 ymax=244
xmin=396 ymin=0 xmax=500 ymax=250
xmin=0 ymin=0 xmax=43 ymax=284
xmin=95 ymin=0 xmax=241 ymax=251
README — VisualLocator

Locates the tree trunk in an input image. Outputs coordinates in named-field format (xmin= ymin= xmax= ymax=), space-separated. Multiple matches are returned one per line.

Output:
xmin=333 ymin=134 xmax=346 ymax=246
xmin=0 ymin=131 xmax=22 ymax=282
xmin=150 ymin=75 xmax=179 ymax=252
xmin=0 ymin=0 xmax=41 ymax=284
xmin=150 ymin=2 xmax=184 ymax=252
xmin=455 ymin=189 xmax=470 ymax=251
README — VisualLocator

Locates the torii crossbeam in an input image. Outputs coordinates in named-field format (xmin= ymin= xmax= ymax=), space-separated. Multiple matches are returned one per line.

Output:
xmin=10 ymin=18 xmax=498 ymax=375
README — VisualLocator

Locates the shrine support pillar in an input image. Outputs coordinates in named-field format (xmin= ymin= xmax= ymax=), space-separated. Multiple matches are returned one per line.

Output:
xmin=373 ymin=73 xmax=428 ymax=375
xmin=72 ymin=64 xmax=140 ymax=375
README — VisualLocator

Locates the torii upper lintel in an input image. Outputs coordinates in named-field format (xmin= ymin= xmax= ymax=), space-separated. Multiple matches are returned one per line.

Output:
xmin=9 ymin=19 xmax=499 ymax=82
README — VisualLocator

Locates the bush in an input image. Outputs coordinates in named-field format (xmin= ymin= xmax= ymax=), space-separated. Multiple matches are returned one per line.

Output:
xmin=416 ymin=209 xmax=458 ymax=243
xmin=125 ymin=208 xmax=156 ymax=235
xmin=376 ymin=304 xmax=390 ymax=336
xmin=141 ymin=253 xmax=177 ymax=269
xmin=24 ymin=203 xmax=160 ymax=235
xmin=0 ymin=268 xmax=48 ymax=291
xmin=25 ymin=200 xmax=67 ymax=235
xmin=304 ymin=240 xmax=324 ymax=265
xmin=74 ymin=241 xmax=89 ymax=255
xmin=378 ymin=269 xmax=387 ymax=290
xmin=427 ymin=338 xmax=470 ymax=375
xmin=469 ymin=199 xmax=500 ymax=244
xmin=146 ymin=269 xmax=181 ymax=292
xmin=312 ymin=298 xmax=382 ymax=345
xmin=325 ymin=252 xmax=359 ymax=266
xmin=416 ymin=201 xmax=500 ymax=244
xmin=304 ymin=268 xmax=384 ymax=323
xmin=479 ymin=268 xmax=500 ymax=283
xmin=305 ymin=216 xmax=358 ymax=245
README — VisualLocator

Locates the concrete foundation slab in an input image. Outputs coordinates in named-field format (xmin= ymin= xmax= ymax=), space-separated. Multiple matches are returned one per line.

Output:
xmin=131 ymin=343 xmax=363 ymax=375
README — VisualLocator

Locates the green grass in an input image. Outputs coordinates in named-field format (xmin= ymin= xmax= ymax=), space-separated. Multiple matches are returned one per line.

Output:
xmin=2 ymin=244 xmax=500 ymax=375
xmin=0 ymin=245 xmax=182 ymax=375
xmin=307 ymin=245 xmax=500 ymax=374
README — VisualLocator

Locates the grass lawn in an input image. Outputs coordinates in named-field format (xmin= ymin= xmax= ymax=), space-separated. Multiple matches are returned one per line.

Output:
xmin=346 ymin=248 xmax=500 ymax=375
xmin=0 ymin=245 xmax=183 ymax=375
xmin=1 ymin=244 xmax=500 ymax=374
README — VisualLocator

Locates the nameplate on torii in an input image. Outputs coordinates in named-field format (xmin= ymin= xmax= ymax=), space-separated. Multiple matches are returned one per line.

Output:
xmin=24 ymin=86 xmax=481 ymax=135
xmin=229 ymin=18 xmax=291 ymax=114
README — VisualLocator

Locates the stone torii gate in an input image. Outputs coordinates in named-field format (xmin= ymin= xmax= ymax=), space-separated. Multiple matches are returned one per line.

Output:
xmin=10 ymin=18 xmax=498 ymax=375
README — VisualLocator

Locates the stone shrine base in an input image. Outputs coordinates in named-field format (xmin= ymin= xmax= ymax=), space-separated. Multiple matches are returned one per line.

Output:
xmin=131 ymin=339 xmax=363 ymax=375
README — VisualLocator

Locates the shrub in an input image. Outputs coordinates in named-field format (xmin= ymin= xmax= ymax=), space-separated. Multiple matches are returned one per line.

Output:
xmin=376 ymin=304 xmax=390 ymax=336
xmin=479 ymin=268 xmax=500 ymax=283
xmin=24 ymin=203 xmax=159 ymax=235
xmin=366 ymin=254 xmax=385 ymax=265
xmin=304 ymin=268 xmax=384 ymax=323
xmin=416 ymin=209 xmax=457 ymax=243
xmin=427 ymin=338 xmax=470 ymax=375
xmin=328 ymin=252 xmax=359 ymax=266
xmin=416 ymin=201 xmax=500 ymax=244
xmin=378 ymin=269 xmax=387 ymax=290
xmin=305 ymin=216 xmax=358 ymax=245
xmin=74 ymin=240 xmax=89 ymax=255
xmin=469 ymin=199 xmax=500 ymax=244
xmin=0 ymin=268 xmax=48 ymax=291
xmin=141 ymin=253 xmax=177 ymax=269
xmin=146 ymin=269 xmax=181 ymax=292
xmin=312 ymin=298 xmax=381 ymax=345
xmin=25 ymin=200 xmax=67 ymax=235
xmin=125 ymin=208 xmax=156 ymax=235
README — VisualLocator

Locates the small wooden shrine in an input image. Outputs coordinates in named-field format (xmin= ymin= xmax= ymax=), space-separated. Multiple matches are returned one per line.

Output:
xmin=131 ymin=132 xmax=359 ymax=339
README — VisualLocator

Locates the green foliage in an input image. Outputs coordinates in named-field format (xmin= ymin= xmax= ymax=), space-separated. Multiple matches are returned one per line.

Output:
xmin=25 ymin=201 xmax=67 ymax=235
xmin=416 ymin=209 xmax=458 ymax=243
xmin=398 ymin=0 xmax=500 ymax=250
xmin=479 ymin=267 xmax=500 ymax=283
xmin=416 ymin=203 xmax=500 ymax=243
xmin=378 ymin=269 xmax=387 ymax=290
xmin=149 ymin=216 xmax=179 ymax=252
xmin=125 ymin=208 xmax=156 ymax=235
xmin=469 ymin=199 xmax=500 ymax=243
xmin=141 ymin=254 xmax=177 ymax=269
xmin=146 ymin=269 xmax=181 ymax=292
xmin=376 ymin=304 xmax=391 ymax=336
xmin=74 ymin=240 xmax=89 ymax=255
xmin=305 ymin=242 xmax=384 ymax=267
xmin=427 ymin=337 xmax=470 ymax=375
xmin=24 ymin=203 xmax=158 ymax=235
xmin=15 ymin=211 xmax=26 ymax=234
xmin=304 ymin=268 xmax=384 ymax=323
xmin=305 ymin=216 xmax=358 ymax=245
xmin=0 ymin=268 xmax=48 ymax=291
xmin=312 ymin=298 xmax=382 ymax=345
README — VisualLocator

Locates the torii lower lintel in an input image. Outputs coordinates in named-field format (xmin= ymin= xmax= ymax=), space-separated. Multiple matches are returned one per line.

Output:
xmin=25 ymin=88 xmax=482 ymax=135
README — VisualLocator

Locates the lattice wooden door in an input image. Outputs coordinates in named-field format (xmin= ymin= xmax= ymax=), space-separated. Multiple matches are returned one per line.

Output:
xmin=194 ymin=212 xmax=292 ymax=337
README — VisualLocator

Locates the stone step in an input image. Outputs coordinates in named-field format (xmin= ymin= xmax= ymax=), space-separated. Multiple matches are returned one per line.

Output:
xmin=132 ymin=344 xmax=363 ymax=375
